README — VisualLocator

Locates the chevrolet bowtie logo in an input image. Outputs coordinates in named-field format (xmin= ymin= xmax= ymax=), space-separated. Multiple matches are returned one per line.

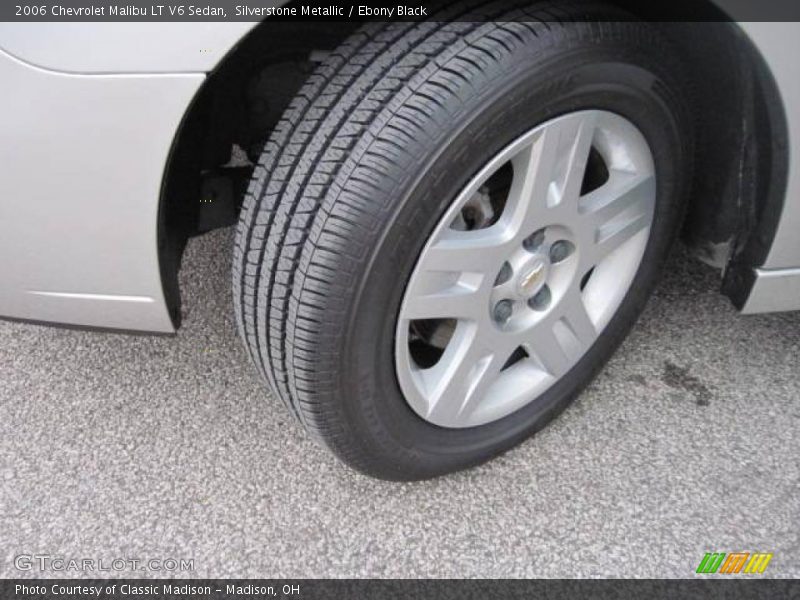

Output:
xmin=520 ymin=264 xmax=545 ymax=295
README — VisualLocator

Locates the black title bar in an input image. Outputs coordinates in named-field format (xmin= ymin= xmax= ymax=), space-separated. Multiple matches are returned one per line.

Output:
xmin=4 ymin=0 xmax=800 ymax=22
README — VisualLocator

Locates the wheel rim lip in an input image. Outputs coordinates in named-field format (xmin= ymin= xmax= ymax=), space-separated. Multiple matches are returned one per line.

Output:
xmin=395 ymin=109 xmax=656 ymax=429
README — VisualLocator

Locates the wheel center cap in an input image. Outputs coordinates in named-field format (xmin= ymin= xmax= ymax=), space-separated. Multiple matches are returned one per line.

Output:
xmin=517 ymin=256 xmax=548 ymax=298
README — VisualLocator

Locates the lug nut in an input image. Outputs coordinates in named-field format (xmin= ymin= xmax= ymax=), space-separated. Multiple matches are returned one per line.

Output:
xmin=523 ymin=228 xmax=546 ymax=252
xmin=494 ymin=262 xmax=513 ymax=286
xmin=549 ymin=240 xmax=574 ymax=263
xmin=528 ymin=285 xmax=551 ymax=311
xmin=493 ymin=299 xmax=514 ymax=323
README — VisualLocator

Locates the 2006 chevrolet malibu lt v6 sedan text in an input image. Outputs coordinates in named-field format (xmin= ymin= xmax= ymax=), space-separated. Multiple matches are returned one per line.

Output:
xmin=1 ymin=4 xmax=798 ymax=479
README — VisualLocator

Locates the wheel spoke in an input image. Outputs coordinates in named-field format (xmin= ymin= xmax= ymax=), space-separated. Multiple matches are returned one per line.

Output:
xmin=524 ymin=323 xmax=571 ymax=377
xmin=524 ymin=293 xmax=597 ymax=377
xmin=579 ymin=171 xmax=655 ymax=262
xmin=559 ymin=113 xmax=598 ymax=206
xmin=505 ymin=130 xmax=560 ymax=228
xmin=407 ymin=227 xmax=511 ymax=320
xmin=504 ymin=113 xmax=596 ymax=238
xmin=402 ymin=272 xmax=484 ymax=320
xmin=422 ymin=227 xmax=511 ymax=274
xmin=423 ymin=325 xmax=508 ymax=423
xmin=559 ymin=292 xmax=598 ymax=351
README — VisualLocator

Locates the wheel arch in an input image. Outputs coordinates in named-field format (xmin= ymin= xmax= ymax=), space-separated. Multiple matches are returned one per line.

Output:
xmin=157 ymin=20 xmax=359 ymax=326
xmin=609 ymin=7 xmax=791 ymax=308
xmin=665 ymin=20 xmax=789 ymax=309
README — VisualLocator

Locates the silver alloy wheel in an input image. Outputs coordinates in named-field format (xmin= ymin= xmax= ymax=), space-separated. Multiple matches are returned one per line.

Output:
xmin=395 ymin=110 xmax=656 ymax=428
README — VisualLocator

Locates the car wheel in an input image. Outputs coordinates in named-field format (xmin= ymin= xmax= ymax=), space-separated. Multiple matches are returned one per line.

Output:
xmin=233 ymin=8 xmax=693 ymax=480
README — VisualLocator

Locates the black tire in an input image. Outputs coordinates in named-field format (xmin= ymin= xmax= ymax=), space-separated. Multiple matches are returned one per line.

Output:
xmin=233 ymin=6 xmax=693 ymax=480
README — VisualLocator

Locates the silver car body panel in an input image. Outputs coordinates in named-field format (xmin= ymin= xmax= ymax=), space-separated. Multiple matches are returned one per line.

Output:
xmin=0 ymin=19 xmax=796 ymax=332
xmin=0 ymin=23 xmax=256 ymax=73
xmin=743 ymin=267 xmax=800 ymax=313
xmin=0 ymin=24 xmax=255 ymax=332
xmin=0 ymin=47 xmax=198 ymax=331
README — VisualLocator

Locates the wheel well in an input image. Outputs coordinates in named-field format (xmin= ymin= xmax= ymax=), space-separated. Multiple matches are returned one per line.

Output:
xmin=158 ymin=20 xmax=359 ymax=326
xmin=158 ymin=12 xmax=788 ymax=326
xmin=644 ymin=19 xmax=788 ymax=309
xmin=654 ymin=21 xmax=787 ymax=269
